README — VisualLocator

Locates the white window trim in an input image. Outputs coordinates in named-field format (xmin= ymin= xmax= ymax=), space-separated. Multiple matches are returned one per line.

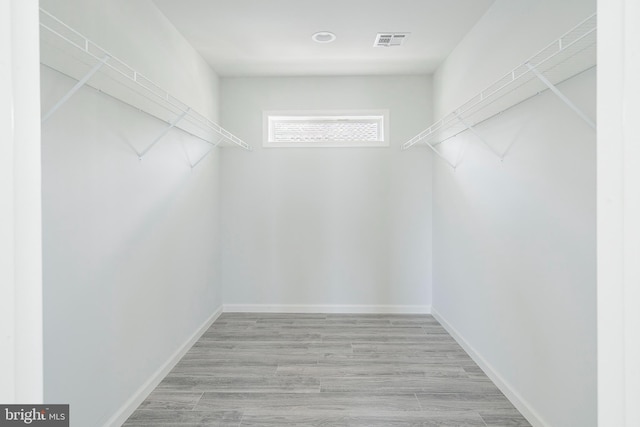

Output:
xmin=263 ymin=109 xmax=390 ymax=148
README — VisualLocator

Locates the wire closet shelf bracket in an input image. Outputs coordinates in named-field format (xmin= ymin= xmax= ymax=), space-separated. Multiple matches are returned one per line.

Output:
xmin=39 ymin=7 xmax=252 ymax=165
xmin=402 ymin=13 xmax=596 ymax=168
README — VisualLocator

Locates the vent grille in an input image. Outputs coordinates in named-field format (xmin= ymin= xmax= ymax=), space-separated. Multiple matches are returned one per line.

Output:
xmin=273 ymin=119 xmax=381 ymax=143
xmin=264 ymin=111 xmax=389 ymax=148
xmin=374 ymin=32 xmax=410 ymax=47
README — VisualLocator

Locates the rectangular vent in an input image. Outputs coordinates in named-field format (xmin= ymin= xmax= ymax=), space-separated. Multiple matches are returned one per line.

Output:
xmin=374 ymin=32 xmax=410 ymax=47
xmin=264 ymin=110 xmax=389 ymax=148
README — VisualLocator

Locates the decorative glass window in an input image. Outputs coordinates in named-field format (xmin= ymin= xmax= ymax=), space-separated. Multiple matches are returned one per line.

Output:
xmin=264 ymin=110 xmax=389 ymax=148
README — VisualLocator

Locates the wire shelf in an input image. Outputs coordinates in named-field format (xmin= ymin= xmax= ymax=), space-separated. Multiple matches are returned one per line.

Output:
xmin=39 ymin=8 xmax=252 ymax=151
xmin=402 ymin=13 xmax=596 ymax=152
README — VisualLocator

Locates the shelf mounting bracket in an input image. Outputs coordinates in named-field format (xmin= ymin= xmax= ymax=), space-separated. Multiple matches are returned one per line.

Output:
xmin=139 ymin=108 xmax=190 ymax=160
xmin=526 ymin=63 xmax=596 ymax=130
xmin=423 ymin=140 xmax=458 ymax=169
xmin=455 ymin=113 xmax=504 ymax=161
xmin=42 ymin=55 xmax=111 ymax=123
xmin=189 ymin=136 xmax=224 ymax=169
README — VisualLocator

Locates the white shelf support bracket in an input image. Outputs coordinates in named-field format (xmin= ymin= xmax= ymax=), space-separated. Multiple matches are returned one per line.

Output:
xmin=423 ymin=141 xmax=457 ymax=169
xmin=41 ymin=55 xmax=111 ymax=123
xmin=525 ymin=62 xmax=596 ymax=130
xmin=139 ymin=108 xmax=190 ymax=160
xmin=190 ymin=136 xmax=224 ymax=169
xmin=455 ymin=113 xmax=504 ymax=161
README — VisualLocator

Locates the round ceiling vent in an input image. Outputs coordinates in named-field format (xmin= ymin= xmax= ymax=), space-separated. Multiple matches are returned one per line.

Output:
xmin=312 ymin=31 xmax=336 ymax=43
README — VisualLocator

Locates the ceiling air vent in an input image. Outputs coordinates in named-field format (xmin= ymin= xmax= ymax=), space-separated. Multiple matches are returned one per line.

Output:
xmin=374 ymin=32 xmax=410 ymax=47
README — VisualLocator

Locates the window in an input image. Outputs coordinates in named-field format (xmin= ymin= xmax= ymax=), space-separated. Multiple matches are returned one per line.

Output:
xmin=264 ymin=110 xmax=389 ymax=148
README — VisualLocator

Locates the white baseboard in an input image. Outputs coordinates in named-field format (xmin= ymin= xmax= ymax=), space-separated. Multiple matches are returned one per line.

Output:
xmin=104 ymin=306 xmax=223 ymax=427
xmin=431 ymin=308 xmax=550 ymax=427
xmin=223 ymin=304 xmax=431 ymax=314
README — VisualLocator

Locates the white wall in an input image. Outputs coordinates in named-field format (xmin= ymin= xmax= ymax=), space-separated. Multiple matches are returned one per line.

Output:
xmin=39 ymin=1 xmax=224 ymax=425
xmin=431 ymin=1 xmax=596 ymax=427
xmin=0 ymin=0 xmax=43 ymax=403
xmin=220 ymin=76 xmax=433 ymax=312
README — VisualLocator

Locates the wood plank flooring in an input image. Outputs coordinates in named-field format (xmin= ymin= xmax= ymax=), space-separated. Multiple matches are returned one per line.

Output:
xmin=124 ymin=313 xmax=531 ymax=426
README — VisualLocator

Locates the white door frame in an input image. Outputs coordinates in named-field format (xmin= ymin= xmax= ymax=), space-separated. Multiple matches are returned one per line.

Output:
xmin=597 ymin=0 xmax=640 ymax=426
xmin=0 ymin=0 xmax=43 ymax=403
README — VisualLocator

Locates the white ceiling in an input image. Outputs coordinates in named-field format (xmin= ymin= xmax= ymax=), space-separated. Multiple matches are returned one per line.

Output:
xmin=152 ymin=0 xmax=495 ymax=77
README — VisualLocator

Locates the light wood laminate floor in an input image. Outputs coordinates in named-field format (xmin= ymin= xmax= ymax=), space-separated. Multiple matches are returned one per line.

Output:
xmin=124 ymin=313 xmax=531 ymax=426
